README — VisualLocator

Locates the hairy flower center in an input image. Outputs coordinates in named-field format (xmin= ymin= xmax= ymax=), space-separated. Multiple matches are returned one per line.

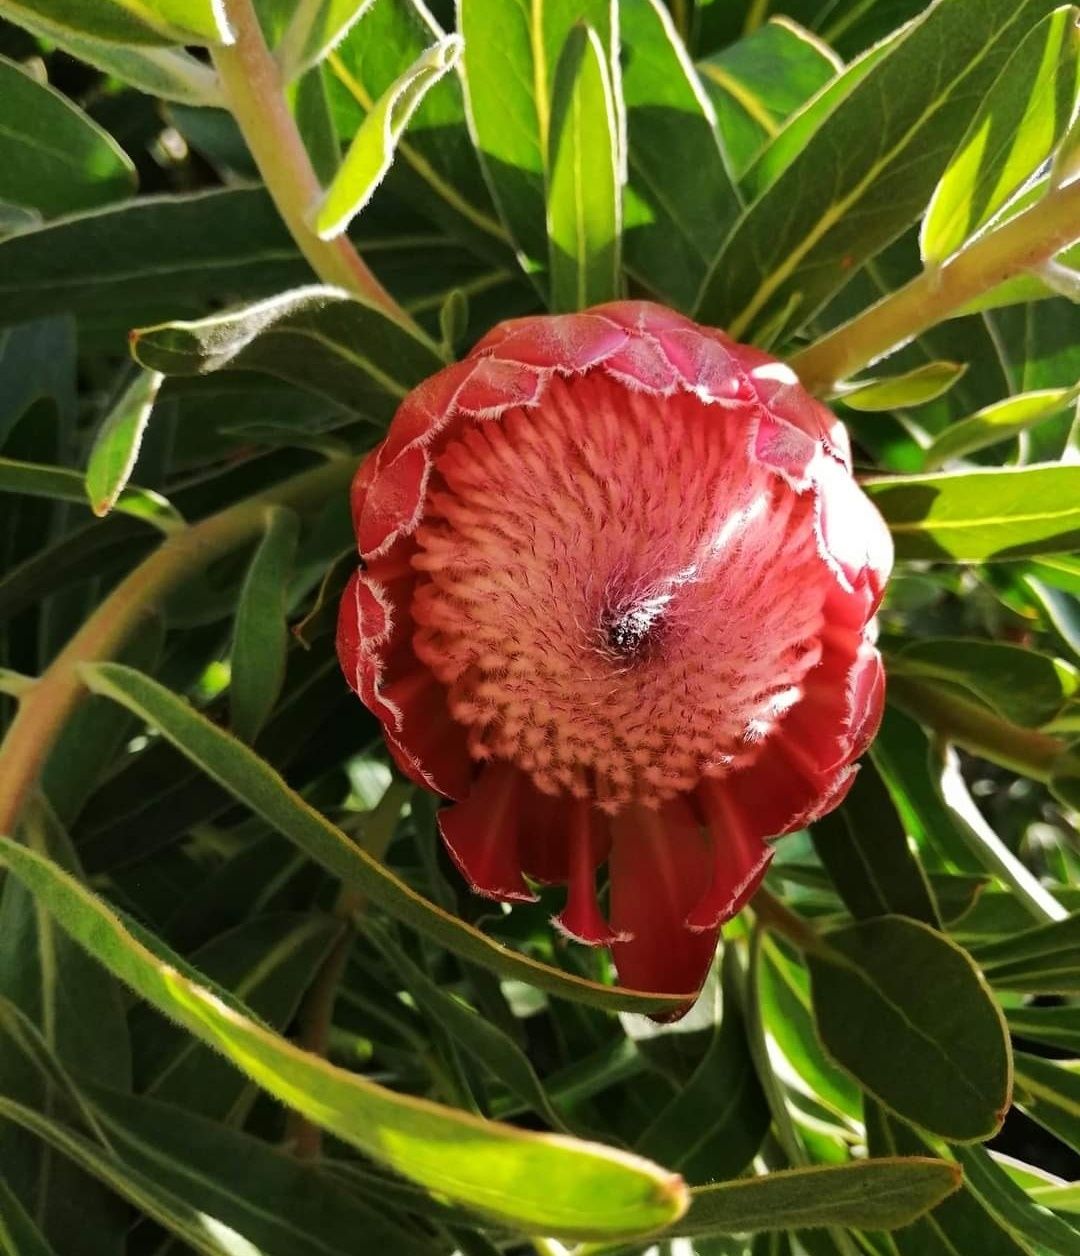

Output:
xmin=411 ymin=373 xmax=831 ymax=811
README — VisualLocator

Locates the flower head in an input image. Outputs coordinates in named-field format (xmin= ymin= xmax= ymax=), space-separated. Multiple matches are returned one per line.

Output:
xmin=338 ymin=302 xmax=891 ymax=1008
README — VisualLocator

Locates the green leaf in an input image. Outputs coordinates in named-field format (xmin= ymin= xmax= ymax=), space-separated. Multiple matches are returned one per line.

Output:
xmin=811 ymin=761 xmax=939 ymax=926
xmin=84 ymin=368 xmax=163 ymax=520
xmin=1014 ymin=1052 xmax=1080 ymax=1153
xmin=133 ymin=913 xmax=341 ymax=1121
xmin=0 ymin=838 xmax=689 ymax=1240
xmin=0 ymin=803 xmax=130 ymax=1256
xmin=0 ymin=455 xmax=181 ymax=532
xmin=457 ymin=0 xmax=616 ymax=271
xmin=866 ymin=1104 xmax=1032 ymax=1256
xmin=890 ymin=638 xmax=1078 ymax=727
xmin=276 ymin=0 xmax=377 ymax=81
xmin=834 ymin=361 xmax=968 ymax=412
xmin=365 ymin=920 xmax=566 ymax=1130
xmin=0 ymin=1174 xmax=59 ymax=1256
xmin=863 ymin=464 xmax=1080 ymax=562
xmin=971 ymin=911 xmax=1080 ymax=993
xmin=921 ymin=6 xmax=1080 ymax=264
xmin=0 ymin=188 xmax=309 ymax=333
xmin=131 ymin=286 xmax=444 ymax=422
xmin=667 ymin=1159 xmax=961 ymax=1238
xmin=0 ymin=0 xmax=233 ymax=46
xmin=923 ymin=385 xmax=1080 ymax=468
xmin=230 ymin=507 xmax=300 ymax=743
xmin=807 ymin=916 xmax=1011 ymax=1140
xmin=697 ymin=0 xmax=1067 ymax=340
xmin=79 ymin=662 xmax=686 ymax=1014
xmin=0 ymin=55 xmax=136 ymax=217
xmin=620 ymin=0 xmax=740 ymax=309
xmin=697 ymin=17 xmax=840 ymax=178
xmin=315 ymin=35 xmax=462 ymax=239
xmin=1007 ymin=1004 xmax=1080 ymax=1054
xmin=955 ymin=1143 xmax=1080 ymax=1256
xmin=546 ymin=24 xmax=622 ymax=312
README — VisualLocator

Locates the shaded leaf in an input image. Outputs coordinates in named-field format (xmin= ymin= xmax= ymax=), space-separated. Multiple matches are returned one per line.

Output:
xmin=971 ymin=912 xmax=1080 ymax=993
xmin=276 ymin=0 xmax=377 ymax=81
xmin=0 ymin=1173 xmax=59 ymax=1255
xmin=0 ymin=54 xmax=136 ymax=216
xmin=808 ymin=916 xmax=1011 ymax=1140
xmin=956 ymin=1143 xmax=1080 ymax=1256
xmin=1007 ymin=1004 xmax=1080 ymax=1054
xmin=864 ymin=465 xmax=1080 ymax=562
xmin=0 ymin=838 xmax=689 ymax=1241
xmin=1014 ymin=1053 xmax=1080 ymax=1154
xmin=547 ymin=24 xmax=622 ymax=312
xmin=81 ymin=662 xmax=686 ymax=1013
xmin=0 ymin=455 xmax=181 ymax=532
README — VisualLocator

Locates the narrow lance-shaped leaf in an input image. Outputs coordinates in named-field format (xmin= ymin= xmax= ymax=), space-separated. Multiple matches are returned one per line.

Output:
xmin=315 ymin=35 xmax=462 ymax=240
xmin=921 ymin=5 xmax=1080 ymax=264
xmin=923 ymin=385 xmax=1080 ymax=468
xmin=0 ymin=455 xmax=182 ymax=532
xmin=863 ymin=464 xmax=1080 ymax=562
xmin=547 ymin=24 xmax=622 ymax=312
xmin=0 ymin=839 xmax=689 ymax=1242
xmin=833 ymin=361 xmax=967 ymax=412
xmin=0 ymin=1174 xmax=60 ymax=1256
xmin=80 ymin=662 xmax=687 ymax=1015
xmin=276 ymin=0 xmax=377 ymax=82
xmin=807 ymin=915 xmax=1012 ymax=1141
xmin=230 ymin=507 xmax=300 ymax=743
xmin=85 ymin=368 xmax=163 ymax=519
xmin=0 ymin=54 xmax=136 ymax=216
xmin=0 ymin=0 xmax=233 ymax=46
xmin=970 ymin=912 xmax=1080 ymax=993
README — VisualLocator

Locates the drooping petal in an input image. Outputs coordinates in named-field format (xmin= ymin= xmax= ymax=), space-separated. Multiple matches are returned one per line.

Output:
xmin=554 ymin=800 xmax=622 ymax=945
xmin=687 ymin=779 xmax=774 ymax=930
xmin=608 ymin=798 xmax=717 ymax=1003
xmin=437 ymin=761 xmax=537 ymax=902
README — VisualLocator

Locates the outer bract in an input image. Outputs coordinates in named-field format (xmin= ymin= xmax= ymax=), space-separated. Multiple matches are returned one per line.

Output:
xmin=338 ymin=302 xmax=891 ymax=1011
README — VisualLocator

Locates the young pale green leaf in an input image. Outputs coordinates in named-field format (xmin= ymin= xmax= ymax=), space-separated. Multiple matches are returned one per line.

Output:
xmin=921 ymin=6 xmax=1080 ymax=264
xmin=276 ymin=0 xmax=376 ymax=81
xmin=365 ymin=921 xmax=567 ymax=1131
xmin=85 ymin=369 xmax=163 ymax=520
xmin=865 ymin=1104 xmax=1032 ymax=1256
xmin=863 ymin=464 xmax=1080 ymax=562
xmin=697 ymin=0 xmax=1067 ymax=340
xmin=457 ymin=0 xmax=616 ymax=271
xmin=315 ymin=35 xmax=462 ymax=240
xmin=546 ymin=24 xmax=622 ymax=312
xmin=811 ymin=761 xmax=940 ymax=926
xmin=0 ymin=455 xmax=181 ymax=532
xmin=79 ymin=662 xmax=687 ymax=1014
xmin=131 ymin=286 xmax=444 ymax=421
xmin=0 ymin=1174 xmax=60 ymax=1256
xmin=697 ymin=17 xmax=840 ymax=178
xmin=620 ymin=0 xmax=739 ymax=309
xmin=230 ymin=507 xmax=300 ymax=743
xmin=0 ymin=0 xmax=233 ymax=46
xmin=0 ymin=838 xmax=688 ymax=1240
xmin=890 ymin=638 xmax=1078 ymax=727
xmin=0 ymin=55 xmax=136 ymax=216
xmin=664 ymin=1159 xmax=961 ymax=1238
xmin=956 ymin=1144 xmax=1080 ymax=1256
xmin=833 ymin=361 xmax=968 ymax=412
xmin=807 ymin=916 xmax=1012 ymax=1140
xmin=971 ymin=912 xmax=1080 ymax=993
xmin=1014 ymin=1052 xmax=1080 ymax=1152
xmin=924 ymin=386 xmax=1080 ymax=468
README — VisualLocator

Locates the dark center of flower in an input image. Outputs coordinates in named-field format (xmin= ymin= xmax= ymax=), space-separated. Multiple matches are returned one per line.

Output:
xmin=410 ymin=371 xmax=832 ymax=812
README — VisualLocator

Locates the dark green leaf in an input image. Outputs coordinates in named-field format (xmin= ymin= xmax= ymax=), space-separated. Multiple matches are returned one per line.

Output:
xmin=808 ymin=916 xmax=1011 ymax=1140
xmin=864 ymin=465 xmax=1080 ymax=562
xmin=0 ymin=54 xmax=136 ymax=216
xmin=1014 ymin=1052 xmax=1080 ymax=1154
xmin=547 ymin=24 xmax=622 ymax=311
xmin=1007 ymin=1004 xmax=1080 ymax=1054
xmin=0 ymin=839 xmax=690 ymax=1240
xmin=131 ymin=286 xmax=444 ymax=421
xmin=955 ymin=1143 xmax=1080 ymax=1256
xmin=80 ymin=662 xmax=687 ymax=1013
xmin=971 ymin=912 xmax=1080 ymax=993
xmin=0 ymin=1173 xmax=59 ymax=1255
xmin=0 ymin=454 xmax=181 ymax=531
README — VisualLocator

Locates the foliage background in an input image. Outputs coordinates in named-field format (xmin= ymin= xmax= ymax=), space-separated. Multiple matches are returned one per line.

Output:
xmin=0 ymin=0 xmax=1079 ymax=1253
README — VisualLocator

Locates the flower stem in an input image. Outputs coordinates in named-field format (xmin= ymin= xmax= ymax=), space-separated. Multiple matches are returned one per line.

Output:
xmin=212 ymin=0 xmax=415 ymax=327
xmin=0 ymin=457 xmax=357 ymax=840
xmin=750 ymin=885 xmax=828 ymax=957
xmin=790 ymin=178 xmax=1080 ymax=395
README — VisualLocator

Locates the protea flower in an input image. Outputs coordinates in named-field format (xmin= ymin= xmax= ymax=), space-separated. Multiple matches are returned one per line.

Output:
xmin=338 ymin=302 xmax=891 ymax=1005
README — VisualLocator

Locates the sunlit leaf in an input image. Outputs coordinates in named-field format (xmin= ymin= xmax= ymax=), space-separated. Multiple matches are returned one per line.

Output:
xmin=85 ymin=368 xmax=163 ymax=520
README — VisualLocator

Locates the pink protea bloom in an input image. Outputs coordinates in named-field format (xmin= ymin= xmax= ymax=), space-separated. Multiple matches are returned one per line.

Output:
xmin=337 ymin=301 xmax=891 ymax=1006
